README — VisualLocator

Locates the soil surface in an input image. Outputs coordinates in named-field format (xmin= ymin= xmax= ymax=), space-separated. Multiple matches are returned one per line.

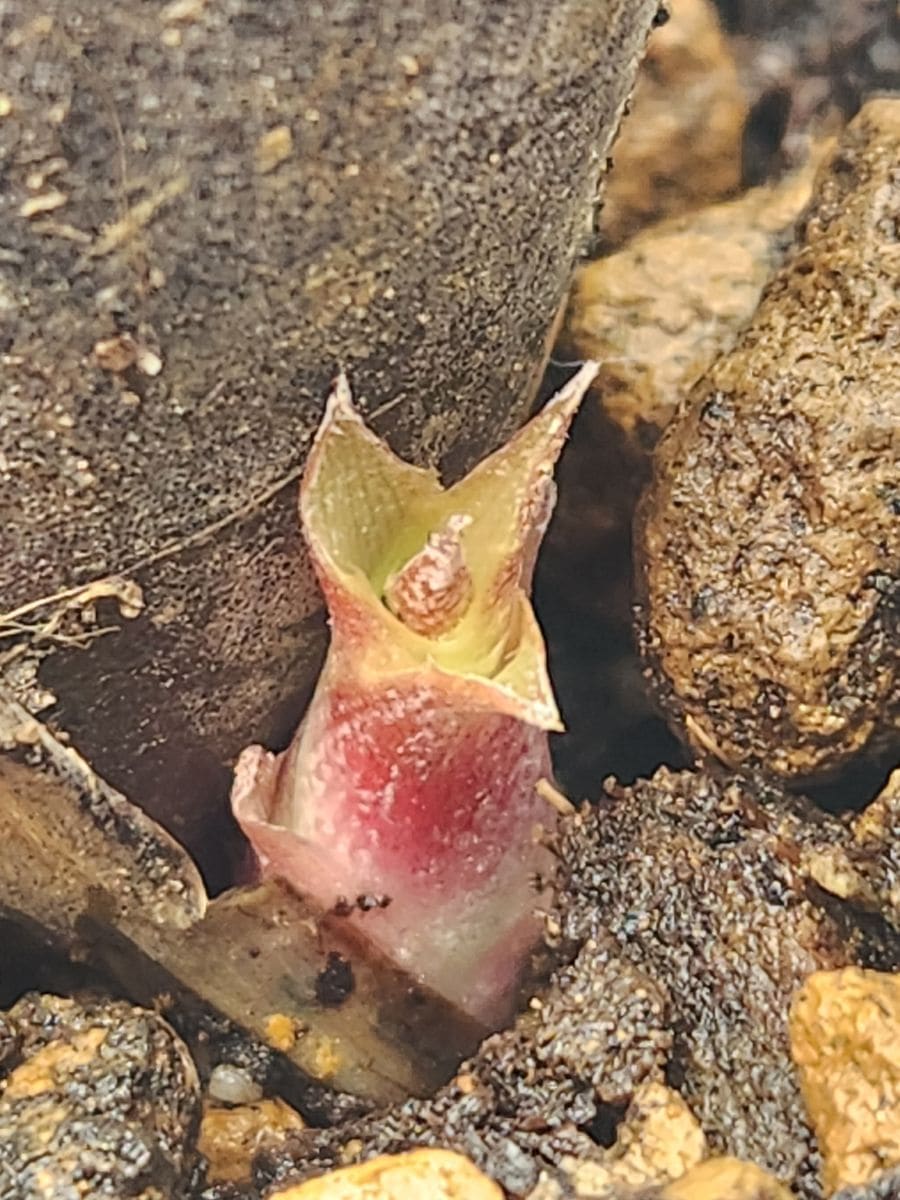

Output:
xmin=252 ymin=768 xmax=884 ymax=1200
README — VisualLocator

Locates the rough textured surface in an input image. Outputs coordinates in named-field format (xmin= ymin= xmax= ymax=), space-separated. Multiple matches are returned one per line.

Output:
xmin=570 ymin=145 xmax=825 ymax=447
xmin=0 ymin=993 xmax=201 ymax=1200
xmin=663 ymin=1157 xmax=793 ymax=1199
xmin=801 ymin=768 xmax=900 ymax=935
xmin=265 ymin=1149 xmax=503 ymax=1200
xmin=0 ymin=1014 xmax=22 ymax=1081
xmin=525 ymin=1155 xmax=794 ymax=1200
xmin=637 ymin=99 xmax=900 ymax=784
xmin=791 ymin=968 xmax=900 ymax=1196
xmin=555 ymin=770 xmax=855 ymax=1198
xmin=546 ymin=127 xmax=826 ymax=803
xmin=0 ymin=0 xmax=656 ymax=883
xmin=832 ymin=1169 xmax=900 ymax=1200
xmin=600 ymin=0 xmax=747 ymax=244
xmin=256 ymin=768 xmax=859 ymax=1199
xmin=558 ymin=1082 xmax=707 ymax=1196
xmin=199 ymin=1100 xmax=305 ymax=1187
xmin=256 ymin=932 xmax=672 ymax=1197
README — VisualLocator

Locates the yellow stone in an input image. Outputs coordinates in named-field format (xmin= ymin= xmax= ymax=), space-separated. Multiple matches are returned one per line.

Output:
xmin=256 ymin=126 xmax=294 ymax=174
xmin=563 ymin=1081 xmax=706 ymax=1193
xmin=791 ymin=967 xmax=900 ymax=1194
xmin=265 ymin=1011 xmax=300 ymax=1052
xmin=664 ymin=1157 xmax=793 ymax=1198
xmin=569 ymin=145 xmax=827 ymax=444
xmin=266 ymin=1148 xmax=503 ymax=1199
xmin=199 ymin=1098 xmax=304 ymax=1184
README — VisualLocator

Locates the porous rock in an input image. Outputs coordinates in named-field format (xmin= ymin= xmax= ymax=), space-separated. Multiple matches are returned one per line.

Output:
xmin=801 ymin=767 xmax=900 ymax=936
xmin=0 ymin=993 xmax=201 ymax=1200
xmin=559 ymin=1081 xmax=707 ymax=1195
xmin=570 ymin=145 xmax=825 ymax=448
xmin=791 ymin=967 xmax=900 ymax=1195
xmin=662 ymin=1156 xmax=793 ymax=1199
xmin=264 ymin=1149 xmax=502 ymax=1200
xmin=599 ymin=0 xmax=748 ymax=243
xmin=556 ymin=768 xmax=856 ymax=1198
xmin=637 ymin=98 xmax=900 ymax=783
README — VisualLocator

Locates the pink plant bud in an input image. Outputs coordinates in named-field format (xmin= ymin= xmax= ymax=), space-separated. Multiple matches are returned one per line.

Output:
xmin=232 ymin=363 xmax=598 ymax=1026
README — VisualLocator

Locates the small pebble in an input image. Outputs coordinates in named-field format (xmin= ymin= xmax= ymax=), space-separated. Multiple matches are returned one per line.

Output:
xmin=256 ymin=126 xmax=294 ymax=174
xmin=208 ymin=1062 xmax=263 ymax=1106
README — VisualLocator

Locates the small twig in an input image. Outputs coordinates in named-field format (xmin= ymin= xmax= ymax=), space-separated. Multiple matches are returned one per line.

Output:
xmin=536 ymin=776 xmax=576 ymax=816
xmin=0 ymin=578 xmax=143 ymax=652
xmin=684 ymin=713 xmax=735 ymax=769
xmin=0 ymin=582 xmax=110 ymax=627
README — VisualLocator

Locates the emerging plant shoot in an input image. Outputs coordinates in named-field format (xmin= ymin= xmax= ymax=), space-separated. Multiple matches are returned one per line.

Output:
xmin=232 ymin=363 xmax=598 ymax=1025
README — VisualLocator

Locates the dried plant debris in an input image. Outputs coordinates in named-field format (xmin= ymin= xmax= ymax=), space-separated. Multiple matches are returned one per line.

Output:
xmin=0 ymin=993 xmax=201 ymax=1200
xmin=254 ymin=767 xmax=866 ymax=1199
xmin=791 ymin=968 xmax=900 ymax=1196
xmin=636 ymin=98 xmax=900 ymax=783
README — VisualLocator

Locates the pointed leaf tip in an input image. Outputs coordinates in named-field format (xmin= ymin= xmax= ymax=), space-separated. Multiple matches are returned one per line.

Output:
xmin=333 ymin=370 xmax=354 ymax=408
xmin=319 ymin=371 xmax=362 ymax=433
xmin=546 ymin=359 xmax=600 ymax=419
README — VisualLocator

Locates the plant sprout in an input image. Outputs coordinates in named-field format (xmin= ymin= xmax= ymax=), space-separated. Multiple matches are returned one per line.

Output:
xmin=232 ymin=363 xmax=598 ymax=1025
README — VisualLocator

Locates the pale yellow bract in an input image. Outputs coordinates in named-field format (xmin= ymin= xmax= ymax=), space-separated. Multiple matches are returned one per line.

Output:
xmin=299 ymin=362 xmax=599 ymax=732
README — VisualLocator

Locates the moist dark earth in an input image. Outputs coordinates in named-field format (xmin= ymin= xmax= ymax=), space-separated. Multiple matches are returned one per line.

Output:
xmin=247 ymin=768 xmax=899 ymax=1200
